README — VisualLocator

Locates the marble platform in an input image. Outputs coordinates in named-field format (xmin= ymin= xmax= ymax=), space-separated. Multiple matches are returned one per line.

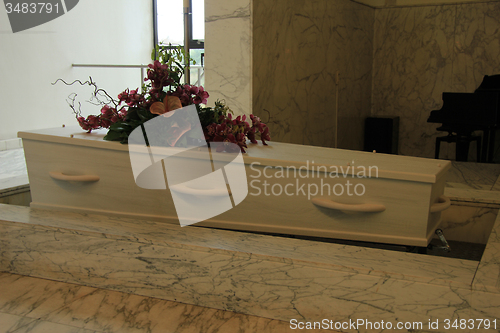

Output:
xmin=1 ymin=202 xmax=500 ymax=333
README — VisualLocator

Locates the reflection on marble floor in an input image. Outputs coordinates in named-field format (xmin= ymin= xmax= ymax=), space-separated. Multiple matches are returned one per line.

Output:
xmin=0 ymin=272 xmax=329 ymax=333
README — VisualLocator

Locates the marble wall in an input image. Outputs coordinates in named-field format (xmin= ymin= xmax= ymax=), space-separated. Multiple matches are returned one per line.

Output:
xmin=440 ymin=205 xmax=498 ymax=244
xmin=372 ymin=1 xmax=500 ymax=158
xmin=204 ymin=0 xmax=252 ymax=116
xmin=206 ymin=0 xmax=499 ymax=156
xmin=253 ymin=0 xmax=374 ymax=150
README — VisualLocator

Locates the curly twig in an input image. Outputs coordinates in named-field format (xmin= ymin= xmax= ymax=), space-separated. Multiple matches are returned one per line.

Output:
xmin=65 ymin=92 xmax=83 ymax=117
xmin=52 ymin=77 xmax=119 ymax=109
xmin=52 ymin=77 xmax=94 ymax=87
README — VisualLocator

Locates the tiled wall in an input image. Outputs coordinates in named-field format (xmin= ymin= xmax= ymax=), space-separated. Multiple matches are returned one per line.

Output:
xmin=252 ymin=0 xmax=374 ymax=150
xmin=372 ymin=1 xmax=500 ymax=158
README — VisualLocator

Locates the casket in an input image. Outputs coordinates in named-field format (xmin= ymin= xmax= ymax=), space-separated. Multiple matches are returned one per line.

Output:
xmin=18 ymin=127 xmax=451 ymax=247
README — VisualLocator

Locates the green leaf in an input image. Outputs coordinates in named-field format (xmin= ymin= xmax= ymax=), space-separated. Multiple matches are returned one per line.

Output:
xmin=126 ymin=108 xmax=139 ymax=121
xmin=108 ymin=122 xmax=126 ymax=130
xmin=103 ymin=130 xmax=123 ymax=141
xmin=137 ymin=108 xmax=154 ymax=121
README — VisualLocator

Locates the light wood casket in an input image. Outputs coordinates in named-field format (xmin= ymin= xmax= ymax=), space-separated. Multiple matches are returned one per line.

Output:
xmin=19 ymin=127 xmax=451 ymax=247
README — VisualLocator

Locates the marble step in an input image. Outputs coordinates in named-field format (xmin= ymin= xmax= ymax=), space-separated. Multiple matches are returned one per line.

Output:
xmin=1 ymin=204 xmax=499 ymax=333
xmin=0 ymin=272 xmax=303 ymax=333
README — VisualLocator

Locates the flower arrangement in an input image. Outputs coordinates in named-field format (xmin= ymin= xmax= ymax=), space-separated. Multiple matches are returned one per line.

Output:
xmin=63 ymin=46 xmax=270 ymax=153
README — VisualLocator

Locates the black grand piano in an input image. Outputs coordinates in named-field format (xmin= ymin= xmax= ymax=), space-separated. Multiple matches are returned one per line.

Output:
xmin=428 ymin=74 xmax=500 ymax=162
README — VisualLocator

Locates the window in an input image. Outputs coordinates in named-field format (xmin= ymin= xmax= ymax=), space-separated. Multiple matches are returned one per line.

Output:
xmin=153 ymin=0 xmax=205 ymax=86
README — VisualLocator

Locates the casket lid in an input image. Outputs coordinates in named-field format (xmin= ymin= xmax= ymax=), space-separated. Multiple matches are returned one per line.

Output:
xmin=19 ymin=126 xmax=450 ymax=184
xmin=244 ymin=141 xmax=450 ymax=184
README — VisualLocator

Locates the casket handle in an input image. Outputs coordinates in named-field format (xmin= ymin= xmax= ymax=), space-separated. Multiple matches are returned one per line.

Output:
xmin=49 ymin=171 xmax=100 ymax=182
xmin=311 ymin=197 xmax=386 ymax=213
xmin=170 ymin=183 xmax=231 ymax=197
xmin=430 ymin=195 xmax=450 ymax=213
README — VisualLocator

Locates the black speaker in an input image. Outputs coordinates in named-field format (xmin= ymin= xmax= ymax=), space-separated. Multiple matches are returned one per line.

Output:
xmin=364 ymin=117 xmax=399 ymax=154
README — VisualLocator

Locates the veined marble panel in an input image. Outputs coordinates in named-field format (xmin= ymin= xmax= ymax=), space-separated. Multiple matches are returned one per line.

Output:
xmin=372 ymin=5 xmax=456 ymax=158
xmin=0 ymin=272 xmax=306 ymax=333
xmin=372 ymin=2 xmax=500 ymax=159
xmin=452 ymin=2 xmax=500 ymax=92
xmin=473 ymin=209 xmax=500 ymax=294
xmin=204 ymin=0 xmax=252 ymax=116
xmin=439 ymin=205 xmax=498 ymax=244
xmin=469 ymin=289 xmax=500 ymax=332
xmin=0 ymin=313 xmax=97 ymax=333
xmin=446 ymin=161 xmax=500 ymax=191
xmin=253 ymin=0 xmax=373 ymax=150
xmin=0 ymin=205 xmax=477 ymax=288
xmin=492 ymin=176 xmax=500 ymax=192
xmin=0 ymin=227 xmax=476 ymax=331
xmin=445 ymin=187 xmax=500 ymax=207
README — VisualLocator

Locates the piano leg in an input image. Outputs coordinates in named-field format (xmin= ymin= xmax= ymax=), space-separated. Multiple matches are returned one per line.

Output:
xmin=481 ymin=129 xmax=489 ymax=162
xmin=435 ymin=138 xmax=441 ymax=159
xmin=481 ymin=129 xmax=496 ymax=163
xmin=477 ymin=135 xmax=482 ymax=162
xmin=435 ymin=132 xmax=481 ymax=161
xmin=488 ymin=129 xmax=496 ymax=163
xmin=455 ymin=135 xmax=470 ymax=162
